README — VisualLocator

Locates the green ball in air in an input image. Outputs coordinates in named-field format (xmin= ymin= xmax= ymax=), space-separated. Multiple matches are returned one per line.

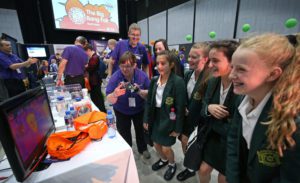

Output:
xmin=186 ymin=34 xmax=192 ymax=41
xmin=285 ymin=18 xmax=298 ymax=28
xmin=209 ymin=31 xmax=216 ymax=39
xmin=242 ymin=24 xmax=251 ymax=32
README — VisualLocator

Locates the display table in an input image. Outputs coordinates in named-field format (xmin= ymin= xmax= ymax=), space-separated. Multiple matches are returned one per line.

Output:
xmin=0 ymin=102 xmax=140 ymax=182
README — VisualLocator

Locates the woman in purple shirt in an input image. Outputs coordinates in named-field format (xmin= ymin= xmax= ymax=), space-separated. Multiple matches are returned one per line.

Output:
xmin=106 ymin=51 xmax=150 ymax=159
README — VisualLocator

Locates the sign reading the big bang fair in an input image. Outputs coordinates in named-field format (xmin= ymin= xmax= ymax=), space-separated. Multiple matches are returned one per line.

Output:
xmin=51 ymin=0 xmax=119 ymax=33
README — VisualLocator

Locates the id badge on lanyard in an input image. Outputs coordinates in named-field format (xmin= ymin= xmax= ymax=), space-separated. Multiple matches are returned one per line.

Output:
xmin=129 ymin=97 xmax=136 ymax=107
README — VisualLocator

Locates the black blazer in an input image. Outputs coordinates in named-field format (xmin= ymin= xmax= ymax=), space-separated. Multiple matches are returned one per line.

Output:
xmin=226 ymin=96 xmax=300 ymax=183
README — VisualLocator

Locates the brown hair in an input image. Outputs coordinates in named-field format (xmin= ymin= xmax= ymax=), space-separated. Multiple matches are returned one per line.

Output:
xmin=156 ymin=50 xmax=177 ymax=72
xmin=210 ymin=40 xmax=239 ymax=62
xmin=119 ymin=51 xmax=137 ymax=65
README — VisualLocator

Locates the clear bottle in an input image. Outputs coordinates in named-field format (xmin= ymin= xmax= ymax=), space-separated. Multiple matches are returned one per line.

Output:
xmin=64 ymin=110 xmax=73 ymax=131
xmin=106 ymin=110 xmax=116 ymax=138
xmin=56 ymin=96 xmax=66 ymax=117
xmin=64 ymin=91 xmax=72 ymax=110
xmin=169 ymin=107 xmax=176 ymax=121
xmin=69 ymin=106 xmax=77 ymax=119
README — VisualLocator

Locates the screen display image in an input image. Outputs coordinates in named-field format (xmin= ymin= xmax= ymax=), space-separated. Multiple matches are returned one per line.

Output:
xmin=26 ymin=47 xmax=47 ymax=57
xmin=7 ymin=94 xmax=53 ymax=167
xmin=51 ymin=0 xmax=119 ymax=33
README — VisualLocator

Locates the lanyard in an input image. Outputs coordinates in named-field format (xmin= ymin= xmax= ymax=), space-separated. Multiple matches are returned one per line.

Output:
xmin=127 ymin=41 xmax=140 ymax=56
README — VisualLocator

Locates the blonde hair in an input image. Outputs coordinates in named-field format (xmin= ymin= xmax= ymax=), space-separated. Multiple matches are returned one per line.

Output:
xmin=238 ymin=33 xmax=295 ymax=69
xmin=108 ymin=39 xmax=117 ymax=46
xmin=267 ymin=45 xmax=300 ymax=150
xmin=192 ymin=42 xmax=211 ymax=57
xmin=191 ymin=42 xmax=212 ymax=99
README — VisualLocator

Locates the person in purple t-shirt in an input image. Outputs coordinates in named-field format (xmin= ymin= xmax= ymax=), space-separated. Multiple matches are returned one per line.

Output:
xmin=106 ymin=51 xmax=151 ymax=159
xmin=111 ymin=23 xmax=149 ymax=77
xmin=56 ymin=36 xmax=88 ymax=88
xmin=48 ymin=53 xmax=61 ymax=66
xmin=104 ymin=39 xmax=117 ymax=79
xmin=0 ymin=39 xmax=38 ymax=98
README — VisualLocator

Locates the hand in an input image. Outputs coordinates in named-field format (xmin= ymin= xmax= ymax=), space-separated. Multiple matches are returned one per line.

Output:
xmin=56 ymin=79 xmax=64 ymax=86
xmin=113 ymin=83 xmax=126 ymax=97
xmin=208 ymin=104 xmax=229 ymax=119
xmin=169 ymin=131 xmax=180 ymax=137
xmin=143 ymin=123 xmax=148 ymax=130
xmin=28 ymin=58 xmax=38 ymax=64
xmin=277 ymin=122 xmax=297 ymax=157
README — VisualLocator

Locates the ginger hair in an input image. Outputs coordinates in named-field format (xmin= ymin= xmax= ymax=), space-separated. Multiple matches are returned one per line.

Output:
xmin=267 ymin=38 xmax=300 ymax=151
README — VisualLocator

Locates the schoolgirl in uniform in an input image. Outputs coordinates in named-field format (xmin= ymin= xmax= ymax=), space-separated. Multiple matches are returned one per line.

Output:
xmin=144 ymin=50 xmax=186 ymax=181
xmin=199 ymin=40 xmax=240 ymax=183
xmin=227 ymin=33 xmax=299 ymax=183
xmin=176 ymin=42 xmax=211 ymax=181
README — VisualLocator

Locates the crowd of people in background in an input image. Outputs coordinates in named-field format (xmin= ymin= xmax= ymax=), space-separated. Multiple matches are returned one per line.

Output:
xmin=0 ymin=22 xmax=300 ymax=183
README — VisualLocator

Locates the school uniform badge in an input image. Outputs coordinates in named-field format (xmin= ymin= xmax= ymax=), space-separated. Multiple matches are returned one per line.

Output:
xmin=165 ymin=97 xmax=174 ymax=105
xmin=193 ymin=92 xmax=201 ymax=100
xmin=257 ymin=150 xmax=280 ymax=167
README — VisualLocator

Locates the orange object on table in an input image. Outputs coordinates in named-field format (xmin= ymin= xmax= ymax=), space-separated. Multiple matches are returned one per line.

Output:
xmin=73 ymin=111 xmax=108 ymax=140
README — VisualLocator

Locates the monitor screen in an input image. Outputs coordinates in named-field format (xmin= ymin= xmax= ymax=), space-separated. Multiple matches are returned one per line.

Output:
xmin=26 ymin=47 xmax=47 ymax=58
xmin=51 ymin=0 xmax=119 ymax=33
xmin=0 ymin=87 xmax=55 ymax=182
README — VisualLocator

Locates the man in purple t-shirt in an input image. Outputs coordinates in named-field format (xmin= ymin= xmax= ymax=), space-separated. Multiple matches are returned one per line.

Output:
xmin=0 ymin=39 xmax=38 ymax=98
xmin=111 ymin=23 xmax=149 ymax=77
xmin=56 ymin=36 xmax=88 ymax=88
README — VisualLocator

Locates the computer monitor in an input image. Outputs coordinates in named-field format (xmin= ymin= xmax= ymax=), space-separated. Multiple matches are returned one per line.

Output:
xmin=0 ymin=87 xmax=55 ymax=182
xmin=26 ymin=46 xmax=47 ymax=58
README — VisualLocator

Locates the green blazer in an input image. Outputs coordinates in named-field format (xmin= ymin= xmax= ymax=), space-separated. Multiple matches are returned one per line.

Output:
xmin=144 ymin=72 xmax=186 ymax=134
xmin=226 ymin=97 xmax=300 ymax=183
xmin=200 ymin=77 xmax=240 ymax=137
xmin=183 ymin=70 xmax=207 ymax=136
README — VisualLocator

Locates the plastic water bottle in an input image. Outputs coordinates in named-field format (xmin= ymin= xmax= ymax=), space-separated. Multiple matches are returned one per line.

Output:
xmin=64 ymin=91 xmax=72 ymax=110
xmin=169 ymin=107 xmax=176 ymax=121
xmin=69 ymin=106 xmax=77 ymax=119
xmin=56 ymin=96 xmax=66 ymax=117
xmin=106 ymin=110 xmax=116 ymax=138
xmin=64 ymin=110 xmax=73 ymax=131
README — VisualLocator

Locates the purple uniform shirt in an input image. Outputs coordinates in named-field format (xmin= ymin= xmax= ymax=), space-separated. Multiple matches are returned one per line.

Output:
xmin=111 ymin=40 xmax=149 ymax=74
xmin=106 ymin=68 xmax=150 ymax=115
xmin=61 ymin=45 xmax=88 ymax=76
xmin=0 ymin=51 xmax=25 ymax=79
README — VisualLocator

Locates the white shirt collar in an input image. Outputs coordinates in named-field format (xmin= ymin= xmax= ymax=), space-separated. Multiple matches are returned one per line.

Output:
xmin=157 ymin=76 xmax=167 ymax=87
xmin=239 ymin=90 xmax=272 ymax=149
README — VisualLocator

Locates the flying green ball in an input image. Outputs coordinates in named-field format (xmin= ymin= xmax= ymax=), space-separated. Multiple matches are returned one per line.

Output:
xmin=285 ymin=18 xmax=298 ymax=28
xmin=186 ymin=34 xmax=192 ymax=42
xmin=242 ymin=24 xmax=251 ymax=32
xmin=209 ymin=31 xmax=216 ymax=39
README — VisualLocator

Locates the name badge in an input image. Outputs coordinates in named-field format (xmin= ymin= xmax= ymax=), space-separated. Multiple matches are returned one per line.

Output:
xmin=16 ymin=69 xmax=21 ymax=73
xmin=134 ymin=54 xmax=141 ymax=60
xmin=128 ymin=97 xmax=136 ymax=107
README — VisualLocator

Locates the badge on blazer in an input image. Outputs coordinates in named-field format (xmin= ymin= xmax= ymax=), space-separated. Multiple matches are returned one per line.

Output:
xmin=165 ymin=97 xmax=174 ymax=105
xmin=193 ymin=92 xmax=201 ymax=100
xmin=257 ymin=150 xmax=280 ymax=167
